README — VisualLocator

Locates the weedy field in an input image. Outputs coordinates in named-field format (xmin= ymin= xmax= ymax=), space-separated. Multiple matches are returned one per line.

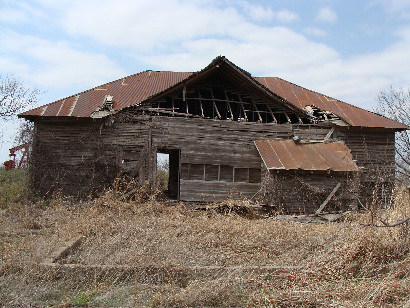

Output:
xmin=0 ymin=169 xmax=409 ymax=307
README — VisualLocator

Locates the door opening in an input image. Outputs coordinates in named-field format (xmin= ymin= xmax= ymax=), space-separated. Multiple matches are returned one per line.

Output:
xmin=156 ymin=149 xmax=180 ymax=200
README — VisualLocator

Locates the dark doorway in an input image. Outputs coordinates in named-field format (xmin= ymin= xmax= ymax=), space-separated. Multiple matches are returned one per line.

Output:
xmin=157 ymin=149 xmax=180 ymax=199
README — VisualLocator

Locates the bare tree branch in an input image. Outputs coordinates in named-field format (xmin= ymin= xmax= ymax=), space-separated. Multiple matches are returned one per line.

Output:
xmin=0 ymin=74 xmax=40 ymax=121
xmin=376 ymin=86 xmax=410 ymax=182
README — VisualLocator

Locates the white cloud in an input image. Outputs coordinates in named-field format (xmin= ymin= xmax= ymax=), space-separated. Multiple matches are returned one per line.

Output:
xmin=137 ymin=26 xmax=340 ymax=78
xmin=241 ymin=1 xmax=275 ymax=21
xmin=0 ymin=8 xmax=27 ymax=24
xmin=52 ymin=0 xmax=244 ymax=52
xmin=287 ymin=25 xmax=410 ymax=109
xmin=316 ymin=7 xmax=338 ymax=24
xmin=304 ymin=27 xmax=326 ymax=37
xmin=50 ymin=0 xmax=300 ymax=54
xmin=374 ymin=0 xmax=410 ymax=16
xmin=0 ymin=1 xmax=49 ymax=25
xmin=276 ymin=9 xmax=299 ymax=22
xmin=0 ymin=31 xmax=126 ymax=89
xmin=3 ymin=0 xmax=410 ymax=113
xmin=240 ymin=1 xmax=299 ymax=22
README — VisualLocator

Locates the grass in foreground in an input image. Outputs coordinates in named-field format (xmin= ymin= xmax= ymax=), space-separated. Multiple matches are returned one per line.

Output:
xmin=0 ymin=178 xmax=409 ymax=307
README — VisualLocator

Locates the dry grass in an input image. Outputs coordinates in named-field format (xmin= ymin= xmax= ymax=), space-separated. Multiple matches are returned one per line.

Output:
xmin=1 ymin=181 xmax=410 ymax=307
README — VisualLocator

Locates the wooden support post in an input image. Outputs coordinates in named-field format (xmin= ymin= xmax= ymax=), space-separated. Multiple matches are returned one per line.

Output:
xmin=266 ymin=105 xmax=277 ymax=123
xmin=213 ymin=101 xmax=221 ymax=119
xmin=324 ymin=127 xmax=335 ymax=143
xmin=224 ymin=90 xmax=234 ymax=120
xmin=148 ymin=124 xmax=154 ymax=188
xmin=183 ymin=83 xmax=186 ymax=101
xmin=240 ymin=101 xmax=248 ymax=121
xmin=199 ymin=91 xmax=204 ymax=118
xmin=172 ymin=97 xmax=175 ymax=117
xmin=252 ymin=101 xmax=263 ymax=122
xmin=316 ymin=182 xmax=341 ymax=215
xmin=284 ymin=112 xmax=291 ymax=124
xmin=209 ymin=88 xmax=221 ymax=119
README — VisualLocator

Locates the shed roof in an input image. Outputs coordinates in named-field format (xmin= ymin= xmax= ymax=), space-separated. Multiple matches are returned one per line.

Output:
xmin=20 ymin=56 xmax=408 ymax=130
xmin=254 ymin=140 xmax=359 ymax=172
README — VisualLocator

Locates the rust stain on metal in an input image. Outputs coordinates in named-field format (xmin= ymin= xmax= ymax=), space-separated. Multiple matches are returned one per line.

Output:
xmin=255 ymin=140 xmax=359 ymax=172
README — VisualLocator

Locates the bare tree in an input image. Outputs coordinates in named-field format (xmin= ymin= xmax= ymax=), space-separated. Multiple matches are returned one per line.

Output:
xmin=376 ymin=86 xmax=410 ymax=181
xmin=14 ymin=120 xmax=34 ymax=146
xmin=0 ymin=74 xmax=40 ymax=121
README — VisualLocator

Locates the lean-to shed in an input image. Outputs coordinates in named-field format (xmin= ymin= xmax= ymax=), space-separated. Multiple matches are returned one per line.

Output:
xmin=20 ymin=56 xmax=408 ymax=213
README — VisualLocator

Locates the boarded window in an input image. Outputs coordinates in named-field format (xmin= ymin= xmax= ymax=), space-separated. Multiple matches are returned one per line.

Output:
xmin=205 ymin=164 xmax=219 ymax=181
xmin=219 ymin=165 xmax=233 ymax=182
xmin=249 ymin=168 xmax=261 ymax=183
xmin=181 ymin=163 xmax=190 ymax=180
xmin=234 ymin=168 xmax=248 ymax=182
xmin=189 ymin=164 xmax=204 ymax=180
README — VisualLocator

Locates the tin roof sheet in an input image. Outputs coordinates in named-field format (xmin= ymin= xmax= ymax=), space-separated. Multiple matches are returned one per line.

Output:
xmin=21 ymin=71 xmax=193 ymax=119
xmin=255 ymin=77 xmax=407 ymax=129
xmin=254 ymin=140 xmax=359 ymax=172
xmin=19 ymin=57 xmax=408 ymax=130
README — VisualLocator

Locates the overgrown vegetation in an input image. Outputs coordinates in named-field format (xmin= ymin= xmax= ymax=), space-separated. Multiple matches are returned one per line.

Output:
xmin=0 ymin=173 xmax=409 ymax=307
xmin=0 ymin=168 xmax=29 ymax=208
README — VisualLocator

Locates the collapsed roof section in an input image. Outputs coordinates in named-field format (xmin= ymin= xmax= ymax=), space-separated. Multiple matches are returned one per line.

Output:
xmin=19 ymin=56 xmax=409 ymax=130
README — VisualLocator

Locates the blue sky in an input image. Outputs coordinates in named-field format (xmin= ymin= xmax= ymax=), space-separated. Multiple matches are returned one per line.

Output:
xmin=1 ymin=0 xmax=410 ymax=161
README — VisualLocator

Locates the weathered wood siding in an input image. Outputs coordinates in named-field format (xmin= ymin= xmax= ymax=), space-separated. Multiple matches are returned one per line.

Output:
xmin=262 ymin=171 xmax=358 ymax=213
xmin=30 ymin=118 xmax=119 ymax=197
xmin=31 ymin=114 xmax=332 ymax=201
xmin=103 ymin=115 xmax=333 ymax=202
xmin=338 ymin=127 xmax=396 ymax=206
xmin=30 ymin=114 xmax=396 ymax=208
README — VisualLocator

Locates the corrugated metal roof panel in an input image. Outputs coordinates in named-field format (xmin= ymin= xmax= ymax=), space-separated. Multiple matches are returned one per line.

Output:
xmin=254 ymin=139 xmax=285 ymax=169
xmin=255 ymin=76 xmax=407 ymax=129
xmin=19 ymin=57 xmax=408 ymax=130
xmin=42 ymin=100 xmax=63 ymax=117
xmin=59 ymin=96 xmax=77 ymax=117
xmin=255 ymin=140 xmax=359 ymax=172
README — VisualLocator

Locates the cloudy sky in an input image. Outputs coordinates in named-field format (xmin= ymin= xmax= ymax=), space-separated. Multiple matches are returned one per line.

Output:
xmin=1 ymin=0 xmax=410 ymax=161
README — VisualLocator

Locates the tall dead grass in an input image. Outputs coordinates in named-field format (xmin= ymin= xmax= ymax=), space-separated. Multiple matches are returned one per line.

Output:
xmin=1 ymin=183 xmax=410 ymax=307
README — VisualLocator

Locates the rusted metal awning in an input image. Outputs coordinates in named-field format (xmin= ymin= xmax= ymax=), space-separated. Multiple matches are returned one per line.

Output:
xmin=254 ymin=140 xmax=359 ymax=172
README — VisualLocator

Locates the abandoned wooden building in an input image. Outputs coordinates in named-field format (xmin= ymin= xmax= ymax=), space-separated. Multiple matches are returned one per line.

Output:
xmin=20 ymin=56 xmax=408 ymax=213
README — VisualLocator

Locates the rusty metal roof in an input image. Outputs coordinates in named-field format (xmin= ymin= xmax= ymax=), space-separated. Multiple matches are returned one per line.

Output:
xmin=254 ymin=140 xmax=359 ymax=172
xmin=255 ymin=77 xmax=407 ymax=129
xmin=21 ymin=71 xmax=193 ymax=118
xmin=20 ymin=57 xmax=408 ymax=130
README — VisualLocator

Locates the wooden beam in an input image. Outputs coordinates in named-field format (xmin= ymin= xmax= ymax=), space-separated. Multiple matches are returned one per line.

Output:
xmin=172 ymin=98 xmax=175 ymax=117
xmin=266 ymin=104 xmax=277 ymax=124
xmin=316 ymin=182 xmax=341 ymax=215
xmin=223 ymin=90 xmax=234 ymax=120
xmin=323 ymin=127 xmax=335 ymax=143
xmin=210 ymin=88 xmax=221 ymax=119
xmin=252 ymin=101 xmax=263 ymax=123
xmin=284 ymin=112 xmax=291 ymax=124
xmin=199 ymin=91 xmax=205 ymax=118
xmin=146 ymin=108 xmax=195 ymax=117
